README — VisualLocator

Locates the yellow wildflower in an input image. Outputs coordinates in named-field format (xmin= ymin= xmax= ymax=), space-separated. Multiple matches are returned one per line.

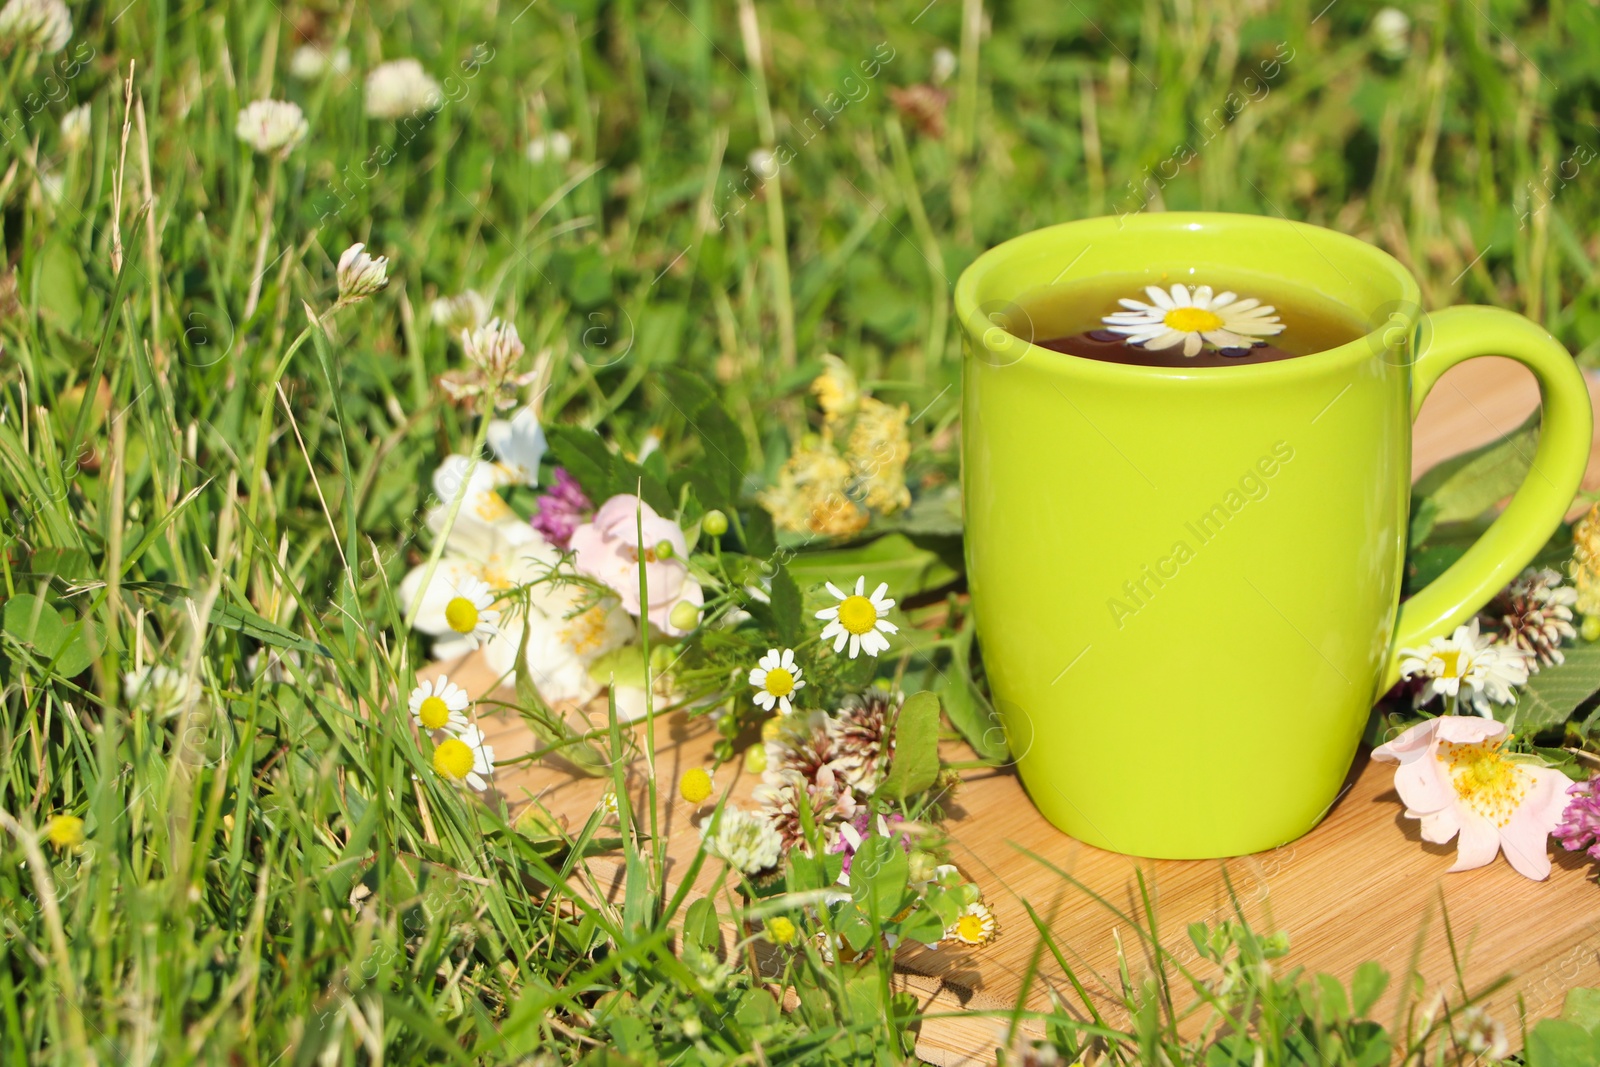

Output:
xmin=847 ymin=397 xmax=912 ymax=515
xmin=1571 ymin=502 xmax=1600 ymax=617
xmin=46 ymin=814 xmax=84 ymax=852
xmin=811 ymin=354 xmax=860 ymax=421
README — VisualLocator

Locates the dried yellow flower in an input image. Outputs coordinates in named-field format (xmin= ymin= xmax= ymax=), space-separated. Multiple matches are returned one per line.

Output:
xmin=848 ymin=397 xmax=912 ymax=515
xmin=1571 ymin=502 xmax=1600 ymax=617
xmin=811 ymin=354 xmax=860 ymax=421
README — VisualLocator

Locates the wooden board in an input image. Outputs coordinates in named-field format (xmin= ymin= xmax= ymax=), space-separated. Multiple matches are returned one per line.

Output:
xmin=443 ymin=359 xmax=1600 ymax=1064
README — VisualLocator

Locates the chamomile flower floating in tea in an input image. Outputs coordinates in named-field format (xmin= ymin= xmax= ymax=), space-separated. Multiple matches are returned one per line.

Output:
xmin=440 ymin=576 xmax=501 ymax=648
xmin=946 ymin=901 xmax=997 ymax=946
xmin=408 ymin=676 xmax=470 ymax=735
xmin=1101 ymin=283 xmax=1285 ymax=357
xmin=816 ymin=576 xmax=897 ymax=658
xmin=749 ymin=648 xmax=805 ymax=714
xmin=1397 ymin=619 xmax=1530 ymax=715
xmin=432 ymin=724 xmax=495 ymax=792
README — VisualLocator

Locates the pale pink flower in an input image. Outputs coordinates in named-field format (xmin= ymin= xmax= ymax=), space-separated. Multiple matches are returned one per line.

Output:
xmin=569 ymin=494 xmax=703 ymax=636
xmin=1372 ymin=716 xmax=1573 ymax=880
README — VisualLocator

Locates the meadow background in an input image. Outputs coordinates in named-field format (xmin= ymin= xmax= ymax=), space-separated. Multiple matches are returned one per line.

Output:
xmin=3 ymin=0 xmax=1600 ymax=1062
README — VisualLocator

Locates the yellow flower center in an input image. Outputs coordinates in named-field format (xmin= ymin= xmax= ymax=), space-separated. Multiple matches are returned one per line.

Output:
xmin=417 ymin=695 xmax=452 ymax=730
xmin=475 ymin=492 xmax=514 ymax=522
xmin=444 ymin=596 xmax=480 ymax=634
xmin=763 ymin=667 xmax=796 ymax=698
xmin=1442 ymin=741 xmax=1528 ymax=827
xmin=47 ymin=815 xmax=84 ymax=850
xmin=1163 ymin=306 xmax=1224 ymax=333
xmin=561 ymin=605 xmax=610 ymax=655
xmin=837 ymin=595 xmax=878 ymax=635
xmin=766 ymin=916 xmax=797 ymax=945
xmin=955 ymin=914 xmax=989 ymax=943
xmin=1438 ymin=649 xmax=1463 ymax=679
xmin=433 ymin=738 xmax=474 ymax=780
xmin=679 ymin=768 xmax=713 ymax=804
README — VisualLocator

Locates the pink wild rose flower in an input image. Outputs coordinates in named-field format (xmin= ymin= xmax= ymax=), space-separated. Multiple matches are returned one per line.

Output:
xmin=1372 ymin=715 xmax=1573 ymax=880
xmin=569 ymin=494 xmax=704 ymax=636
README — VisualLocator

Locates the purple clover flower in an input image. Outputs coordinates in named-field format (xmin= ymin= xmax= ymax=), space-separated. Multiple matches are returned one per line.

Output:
xmin=1554 ymin=775 xmax=1600 ymax=862
xmin=531 ymin=467 xmax=593 ymax=548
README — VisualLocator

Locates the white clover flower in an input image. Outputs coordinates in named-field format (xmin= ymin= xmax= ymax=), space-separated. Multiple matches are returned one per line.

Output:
xmin=1371 ymin=7 xmax=1411 ymax=61
xmin=430 ymin=289 xmax=490 ymax=334
xmin=462 ymin=317 xmax=526 ymax=378
xmin=59 ymin=104 xmax=90 ymax=153
xmin=0 ymin=0 xmax=72 ymax=54
xmin=432 ymin=724 xmax=494 ymax=792
xmin=931 ymin=46 xmax=957 ymax=85
xmin=235 ymin=99 xmax=309 ymax=158
xmin=336 ymin=242 xmax=389 ymax=303
xmin=748 ymin=148 xmax=778 ymax=181
xmin=364 ymin=58 xmax=442 ymax=120
xmin=526 ymin=130 xmax=572 ymax=165
xmin=290 ymin=43 xmax=350 ymax=81
xmin=124 ymin=665 xmax=200 ymax=718
xmin=815 ymin=576 xmax=898 ymax=658
xmin=700 ymin=805 xmax=782 ymax=874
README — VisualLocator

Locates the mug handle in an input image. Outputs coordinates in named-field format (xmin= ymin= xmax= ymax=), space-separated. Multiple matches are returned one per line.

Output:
xmin=1383 ymin=305 xmax=1593 ymax=690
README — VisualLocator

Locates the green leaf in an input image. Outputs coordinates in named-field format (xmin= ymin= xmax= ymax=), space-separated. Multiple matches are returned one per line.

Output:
xmin=739 ymin=506 xmax=777 ymax=558
xmin=1315 ymin=973 xmax=1349 ymax=1022
xmin=877 ymin=691 xmax=941 ymax=799
xmin=1409 ymin=411 xmax=1538 ymax=543
xmin=1350 ymin=960 xmax=1389 ymax=1017
xmin=1509 ymin=638 xmax=1600 ymax=735
xmin=1562 ymin=988 xmax=1600 ymax=1033
xmin=209 ymin=601 xmax=329 ymax=657
xmin=35 ymin=238 xmax=87 ymax=332
xmin=681 ymin=897 xmax=719 ymax=955
xmin=785 ymin=533 xmax=959 ymax=600
xmin=1526 ymin=1019 xmax=1600 ymax=1067
xmin=2 ymin=594 xmax=96 ymax=676
xmin=849 ymin=835 xmax=910 ymax=922
xmin=546 ymin=426 xmax=615 ymax=502
xmin=769 ymin=565 xmax=802 ymax=648
xmin=935 ymin=621 xmax=1008 ymax=760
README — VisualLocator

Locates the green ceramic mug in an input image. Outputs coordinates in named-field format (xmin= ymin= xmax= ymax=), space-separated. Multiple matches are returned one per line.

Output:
xmin=955 ymin=212 xmax=1592 ymax=859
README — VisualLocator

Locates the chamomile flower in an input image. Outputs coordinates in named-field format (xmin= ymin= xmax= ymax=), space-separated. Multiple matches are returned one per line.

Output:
xmin=1399 ymin=619 xmax=1530 ymax=715
xmin=946 ymin=901 xmax=997 ymax=946
xmin=749 ymin=648 xmax=806 ymax=713
xmin=1101 ymin=284 xmax=1285 ymax=357
xmin=816 ymin=577 xmax=898 ymax=658
xmin=440 ymin=576 xmax=501 ymax=648
xmin=408 ymin=675 xmax=470 ymax=734
xmin=432 ymin=724 xmax=495 ymax=792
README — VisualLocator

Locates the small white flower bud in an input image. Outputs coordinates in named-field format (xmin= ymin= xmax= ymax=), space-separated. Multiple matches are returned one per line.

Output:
xmin=337 ymin=243 xmax=389 ymax=304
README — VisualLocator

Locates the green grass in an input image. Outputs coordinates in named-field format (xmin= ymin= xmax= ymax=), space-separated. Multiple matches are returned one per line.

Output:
xmin=3 ymin=0 xmax=1600 ymax=1063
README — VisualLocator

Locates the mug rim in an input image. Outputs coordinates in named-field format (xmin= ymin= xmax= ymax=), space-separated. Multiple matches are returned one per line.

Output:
xmin=955 ymin=211 xmax=1424 ymax=380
